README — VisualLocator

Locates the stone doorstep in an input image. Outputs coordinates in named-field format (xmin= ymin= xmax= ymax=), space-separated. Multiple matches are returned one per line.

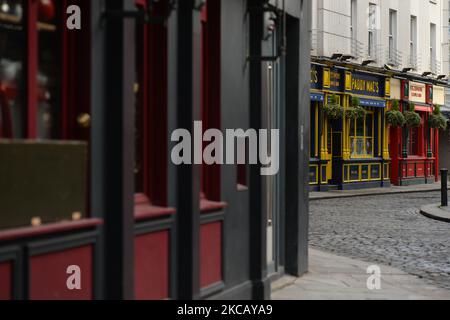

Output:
xmin=420 ymin=203 xmax=450 ymax=223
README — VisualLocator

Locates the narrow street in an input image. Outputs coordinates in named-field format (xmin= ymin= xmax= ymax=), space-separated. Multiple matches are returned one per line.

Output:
xmin=310 ymin=192 xmax=450 ymax=290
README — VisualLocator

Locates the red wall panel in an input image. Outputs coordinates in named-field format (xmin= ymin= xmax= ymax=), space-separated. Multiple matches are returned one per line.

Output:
xmin=416 ymin=163 xmax=424 ymax=177
xmin=200 ymin=222 xmax=222 ymax=288
xmin=0 ymin=262 xmax=12 ymax=300
xmin=29 ymin=245 xmax=93 ymax=300
xmin=134 ymin=231 xmax=169 ymax=300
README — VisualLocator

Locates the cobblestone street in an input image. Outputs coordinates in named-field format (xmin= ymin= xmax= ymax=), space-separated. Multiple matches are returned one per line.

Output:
xmin=310 ymin=192 xmax=450 ymax=290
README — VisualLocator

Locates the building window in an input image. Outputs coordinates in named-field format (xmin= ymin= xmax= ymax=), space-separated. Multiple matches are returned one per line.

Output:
xmin=408 ymin=127 xmax=420 ymax=156
xmin=368 ymin=3 xmax=377 ymax=59
xmin=388 ymin=9 xmax=397 ymax=65
xmin=0 ymin=0 xmax=64 ymax=139
xmin=430 ymin=23 xmax=437 ymax=73
xmin=350 ymin=0 xmax=357 ymax=55
xmin=350 ymin=111 xmax=374 ymax=158
xmin=410 ymin=16 xmax=417 ymax=69
xmin=0 ymin=1 xmax=90 ymax=141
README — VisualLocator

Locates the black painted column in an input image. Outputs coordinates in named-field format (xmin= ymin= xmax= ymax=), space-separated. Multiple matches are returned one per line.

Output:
xmin=171 ymin=0 xmax=201 ymax=300
xmin=248 ymin=0 xmax=269 ymax=300
xmin=92 ymin=0 xmax=135 ymax=300
xmin=285 ymin=0 xmax=311 ymax=278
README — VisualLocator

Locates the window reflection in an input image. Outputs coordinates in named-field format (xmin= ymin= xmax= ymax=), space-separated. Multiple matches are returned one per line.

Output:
xmin=37 ymin=0 xmax=60 ymax=139
xmin=0 ymin=0 xmax=25 ymax=138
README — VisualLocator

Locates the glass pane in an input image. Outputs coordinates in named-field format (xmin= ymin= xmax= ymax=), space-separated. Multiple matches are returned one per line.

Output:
xmin=350 ymin=137 xmax=355 ymax=156
xmin=410 ymin=127 xmax=419 ymax=155
xmin=356 ymin=117 xmax=364 ymax=136
xmin=356 ymin=138 xmax=364 ymax=155
xmin=366 ymin=138 xmax=373 ymax=156
xmin=365 ymin=114 xmax=373 ymax=138
xmin=37 ymin=1 xmax=61 ymax=139
xmin=0 ymin=0 xmax=25 ymax=138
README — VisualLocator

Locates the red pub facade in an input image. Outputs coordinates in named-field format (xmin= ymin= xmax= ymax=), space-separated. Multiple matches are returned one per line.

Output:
xmin=389 ymin=78 xmax=444 ymax=186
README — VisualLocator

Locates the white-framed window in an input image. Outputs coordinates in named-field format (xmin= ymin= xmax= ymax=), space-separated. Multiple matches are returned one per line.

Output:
xmin=368 ymin=3 xmax=377 ymax=58
xmin=350 ymin=0 xmax=357 ymax=56
xmin=430 ymin=23 xmax=437 ymax=72
xmin=410 ymin=16 xmax=417 ymax=68
xmin=351 ymin=0 xmax=357 ymax=40
xmin=389 ymin=9 xmax=397 ymax=63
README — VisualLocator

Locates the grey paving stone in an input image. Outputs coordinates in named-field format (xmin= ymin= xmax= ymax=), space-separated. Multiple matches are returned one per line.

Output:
xmin=309 ymin=191 xmax=450 ymax=290
xmin=272 ymin=249 xmax=450 ymax=300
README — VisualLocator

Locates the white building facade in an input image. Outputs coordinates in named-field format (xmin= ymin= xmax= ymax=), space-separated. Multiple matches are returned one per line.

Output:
xmin=312 ymin=0 xmax=449 ymax=76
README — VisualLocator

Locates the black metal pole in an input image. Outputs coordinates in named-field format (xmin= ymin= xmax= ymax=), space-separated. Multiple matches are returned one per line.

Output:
xmin=441 ymin=169 xmax=448 ymax=207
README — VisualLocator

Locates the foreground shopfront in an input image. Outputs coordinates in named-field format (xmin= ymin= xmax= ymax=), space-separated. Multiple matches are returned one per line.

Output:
xmin=0 ymin=0 xmax=310 ymax=300
xmin=310 ymin=61 xmax=390 ymax=190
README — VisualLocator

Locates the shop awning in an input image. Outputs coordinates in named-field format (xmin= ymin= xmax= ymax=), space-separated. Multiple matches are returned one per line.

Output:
xmin=359 ymin=98 xmax=386 ymax=108
xmin=310 ymin=92 xmax=324 ymax=102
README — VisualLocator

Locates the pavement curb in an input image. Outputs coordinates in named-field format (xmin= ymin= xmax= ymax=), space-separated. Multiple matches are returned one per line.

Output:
xmin=310 ymin=187 xmax=447 ymax=201
xmin=420 ymin=204 xmax=450 ymax=223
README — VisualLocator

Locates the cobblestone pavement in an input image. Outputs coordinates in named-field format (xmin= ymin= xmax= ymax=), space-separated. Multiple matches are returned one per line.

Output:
xmin=310 ymin=192 xmax=450 ymax=290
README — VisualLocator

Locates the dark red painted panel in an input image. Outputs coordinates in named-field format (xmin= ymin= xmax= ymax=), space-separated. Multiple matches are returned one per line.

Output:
xmin=29 ymin=245 xmax=93 ymax=300
xmin=416 ymin=163 xmax=425 ymax=177
xmin=134 ymin=231 xmax=169 ymax=300
xmin=200 ymin=222 xmax=222 ymax=288
xmin=407 ymin=164 xmax=415 ymax=177
xmin=0 ymin=262 xmax=12 ymax=300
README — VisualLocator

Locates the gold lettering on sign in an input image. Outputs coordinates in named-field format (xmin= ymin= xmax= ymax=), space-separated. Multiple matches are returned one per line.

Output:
xmin=351 ymin=78 xmax=379 ymax=94
xmin=311 ymin=70 xmax=319 ymax=84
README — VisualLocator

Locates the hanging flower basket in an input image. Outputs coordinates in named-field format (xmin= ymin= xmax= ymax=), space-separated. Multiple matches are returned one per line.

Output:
xmin=429 ymin=105 xmax=448 ymax=130
xmin=386 ymin=100 xmax=406 ymax=127
xmin=404 ymin=103 xmax=421 ymax=128
xmin=345 ymin=97 xmax=366 ymax=120
xmin=323 ymin=94 xmax=344 ymax=120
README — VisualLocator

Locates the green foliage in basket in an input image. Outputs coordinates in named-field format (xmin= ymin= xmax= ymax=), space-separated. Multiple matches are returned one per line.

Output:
xmin=429 ymin=105 xmax=448 ymax=130
xmin=323 ymin=94 xmax=344 ymax=120
xmin=345 ymin=97 xmax=366 ymax=120
xmin=404 ymin=103 xmax=421 ymax=128
xmin=386 ymin=100 xmax=406 ymax=127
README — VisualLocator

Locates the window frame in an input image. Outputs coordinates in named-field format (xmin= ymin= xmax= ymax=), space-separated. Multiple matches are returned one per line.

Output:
xmin=388 ymin=9 xmax=397 ymax=63
xmin=349 ymin=110 xmax=375 ymax=159
xmin=410 ymin=15 xmax=417 ymax=68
